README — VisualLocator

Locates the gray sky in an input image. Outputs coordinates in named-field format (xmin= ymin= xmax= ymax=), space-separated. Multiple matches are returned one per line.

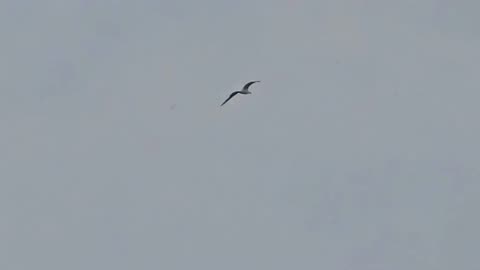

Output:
xmin=1 ymin=1 xmax=479 ymax=269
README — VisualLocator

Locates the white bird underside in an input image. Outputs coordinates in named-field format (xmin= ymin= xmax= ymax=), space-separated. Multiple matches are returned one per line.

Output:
xmin=221 ymin=80 xmax=260 ymax=106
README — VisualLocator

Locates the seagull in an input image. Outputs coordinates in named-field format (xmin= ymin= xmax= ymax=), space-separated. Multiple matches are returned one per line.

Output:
xmin=221 ymin=80 xmax=261 ymax=106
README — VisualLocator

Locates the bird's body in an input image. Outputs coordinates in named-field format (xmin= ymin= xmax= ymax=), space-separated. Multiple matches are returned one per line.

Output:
xmin=221 ymin=80 xmax=260 ymax=106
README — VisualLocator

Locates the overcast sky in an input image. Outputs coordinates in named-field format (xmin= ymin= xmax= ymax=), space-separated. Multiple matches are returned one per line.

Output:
xmin=1 ymin=1 xmax=479 ymax=269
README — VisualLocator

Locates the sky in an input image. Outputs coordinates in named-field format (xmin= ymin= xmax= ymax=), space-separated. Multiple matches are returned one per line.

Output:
xmin=1 ymin=1 xmax=479 ymax=269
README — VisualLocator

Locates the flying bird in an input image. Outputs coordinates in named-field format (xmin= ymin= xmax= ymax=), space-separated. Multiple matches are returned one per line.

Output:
xmin=221 ymin=80 xmax=261 ymax=106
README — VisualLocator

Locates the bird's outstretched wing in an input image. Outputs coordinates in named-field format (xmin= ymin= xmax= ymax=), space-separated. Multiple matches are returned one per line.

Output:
xmin=242 ymin=80 xmax=260 ymax=91
xmin=221 ymin=91 xmax=240 ymax=106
